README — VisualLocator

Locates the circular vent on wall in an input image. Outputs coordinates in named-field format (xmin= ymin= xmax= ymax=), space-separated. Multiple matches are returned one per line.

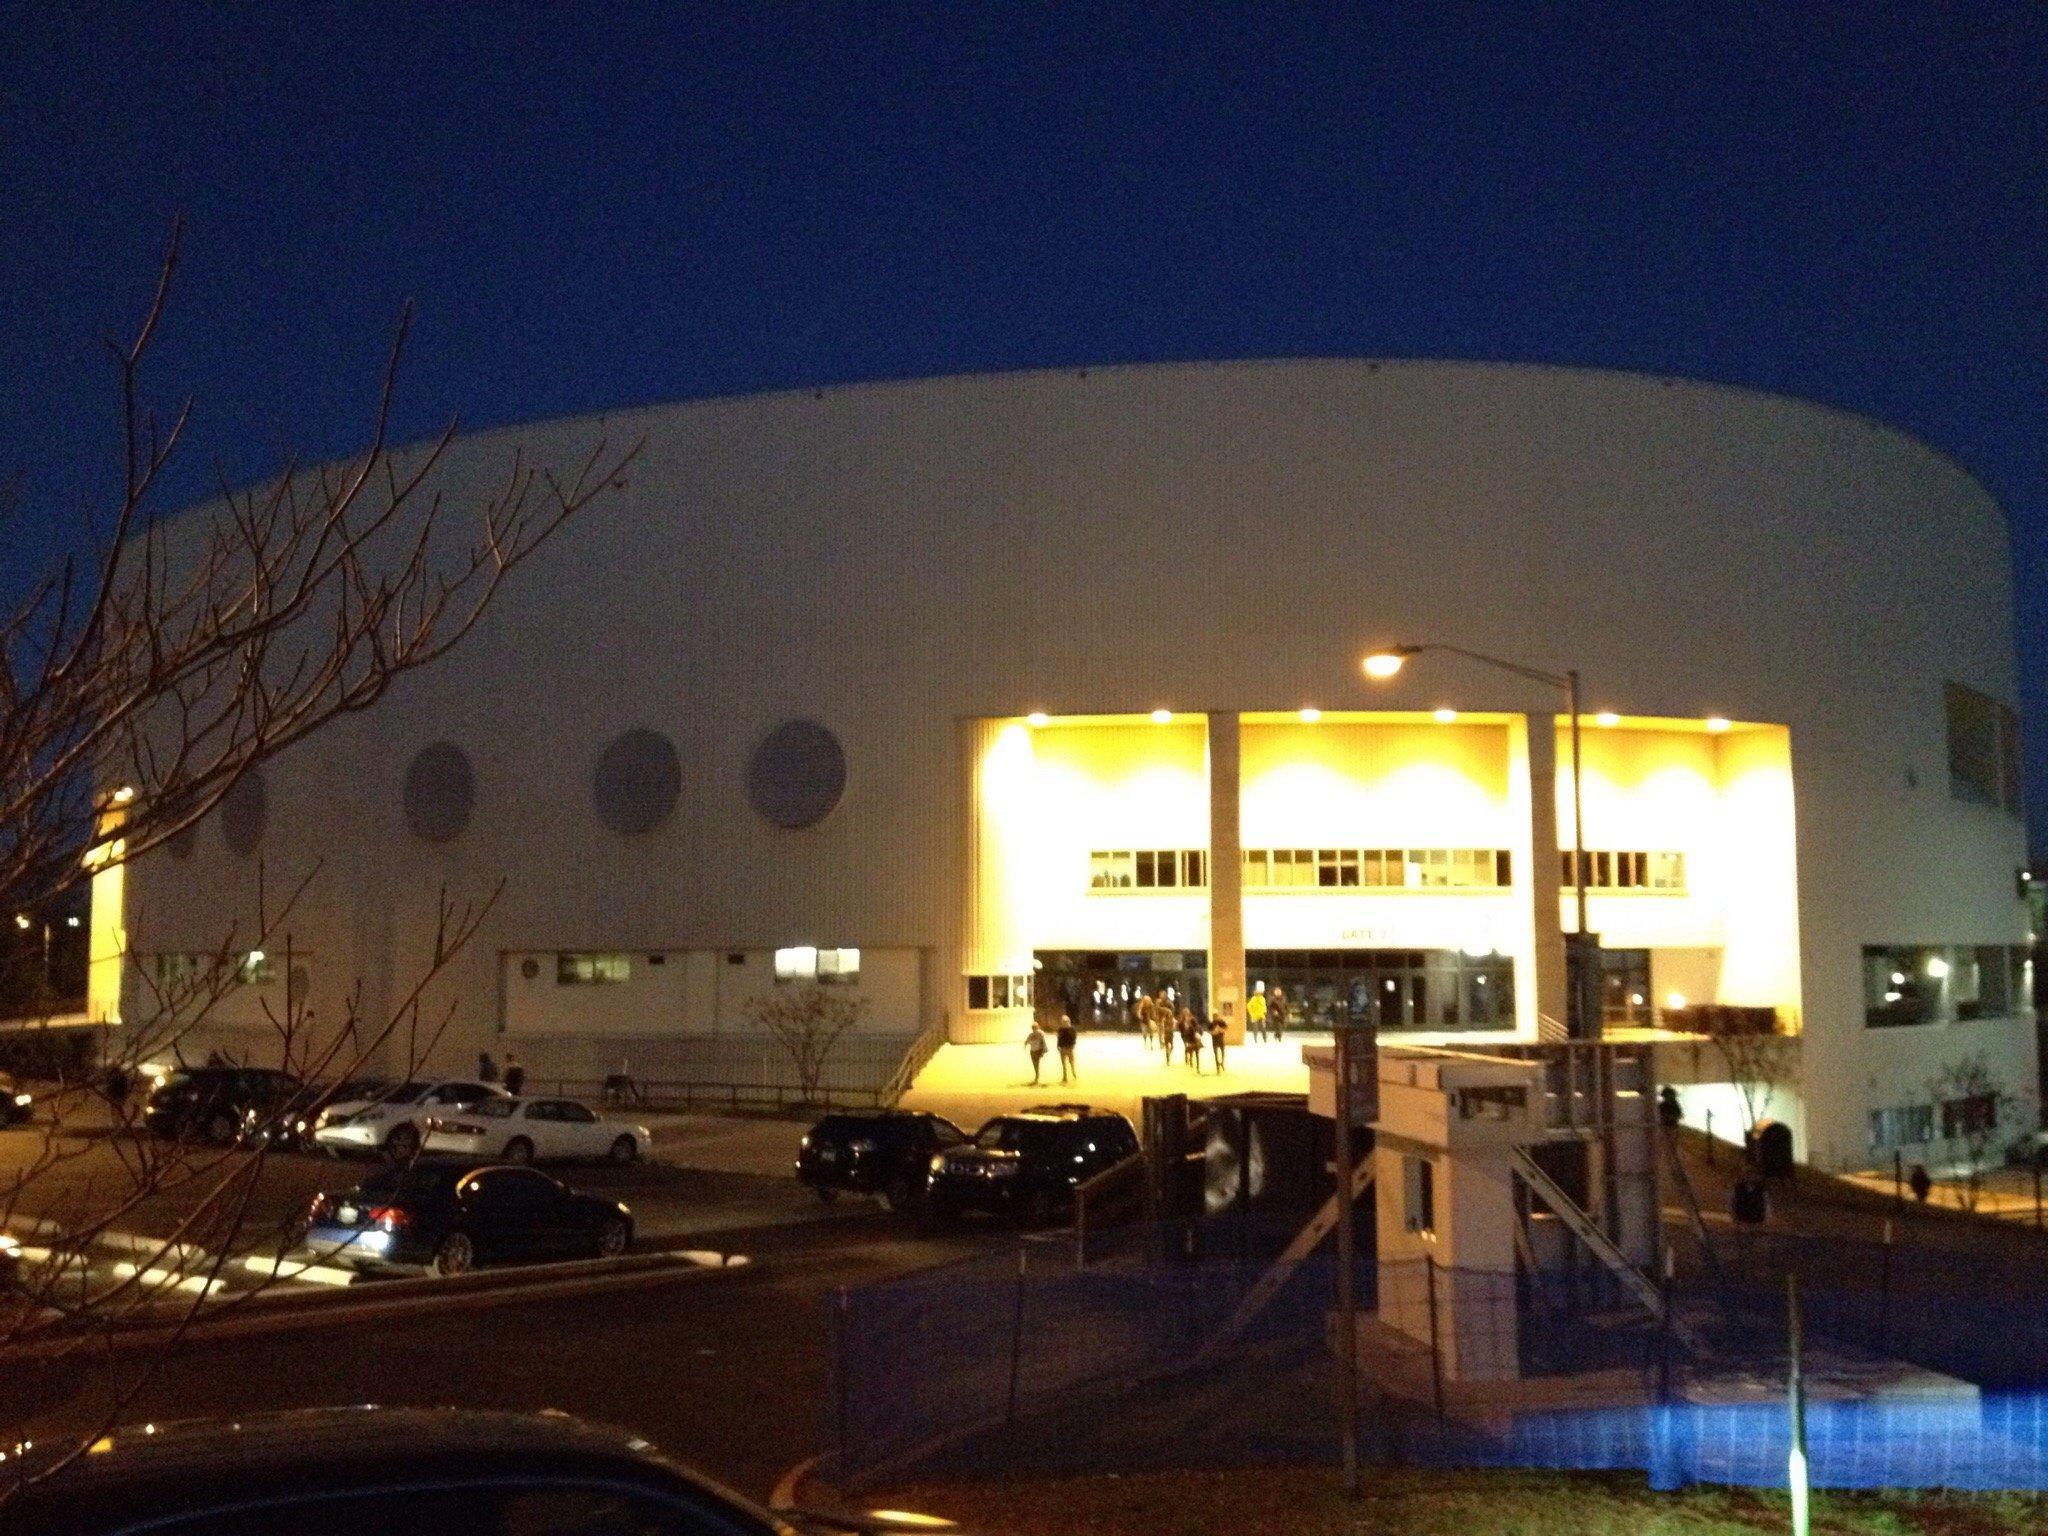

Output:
xmin=220 ymin=772 xmax=267 ymax=856
xmin=747 ymin=719 xmax=846 ymax=830
xmin=403 ymin=742 xmax=475 ymax=842
xmin=593 ymin=728 xmax=682 ymax=835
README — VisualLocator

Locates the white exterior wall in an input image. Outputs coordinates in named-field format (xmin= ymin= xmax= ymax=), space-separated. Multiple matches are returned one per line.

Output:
xmin=111 ymin=359 xmax=2029 ymax=1164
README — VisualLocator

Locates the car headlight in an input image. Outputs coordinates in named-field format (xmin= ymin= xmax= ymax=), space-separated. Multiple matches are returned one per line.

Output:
xmin=850 ymin=1138 xmax=876 ymax=1154
xmin=929 ymin=1153 xmax=947 ymax=1173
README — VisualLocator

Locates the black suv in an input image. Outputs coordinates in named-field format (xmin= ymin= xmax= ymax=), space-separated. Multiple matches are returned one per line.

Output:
xmin=141 ymin=1066 xmax=301 ymax=1145
xmin=797 ymin=1110 xmax=967 ymax=1211
xmin=926 ymin=1105 xmax=1141 ymax=1226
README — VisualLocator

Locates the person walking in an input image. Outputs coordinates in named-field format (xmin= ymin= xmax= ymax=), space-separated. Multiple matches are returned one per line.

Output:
xmin=1269 ymin=987 xmax=1289 ymax=1042
xmin=1056 ymin=1014 xmax=1078 ymax=1084
xmin=503 ymin=1052 xmax=525 ymax=1097
xmin=1134 ymin=993 xmax=1155 ymax=1048
xmin=1246 ymin=987 xmax=1267 ymax=1044
xmin=1025 ymin=1019 xmax=1048 ymax=1086
xmin=1160 ymin=1001 xmax=1177 ymax=1064
xmin=1180 ymin=1008 xmax=1202 ymax=1073
xmin=478 ymin=1049 xmax=499 ymax=1084
xmin=1210 ymin=1013 xmax=1228 ymax=1072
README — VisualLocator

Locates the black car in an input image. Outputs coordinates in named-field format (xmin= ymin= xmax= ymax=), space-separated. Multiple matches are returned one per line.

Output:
xmin=7 ymin=1404 xmax=951 ymax=1536
xmin=242 ymin=1076 xmax=391 ymax=1151
xmin=797 ymin=1109 xmax=968 ymax=1210
xmin=0 ymin=1071 xmax=34 ymax=1127
xmin=926 ymin=1104 xmax=1141 ymax=1226
xmin=302 ymin=1161 xmax=633 ymax=1275
xmin=141 ymin=1066 xmax=301 ymax=1145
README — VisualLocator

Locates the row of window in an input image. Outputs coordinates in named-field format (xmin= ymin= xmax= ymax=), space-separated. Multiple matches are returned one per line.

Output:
xmin=1869 ymin=1094 xmax=2000 ymax=1150
xmin=551 ymin=947 xmax=863 ymax=986
xmin=1862 ymin=945 xmax=2034 ymax=1028
xmin=1246 ymin=847 xmax=1513 ymax=891
xmin=1561 ymin=850 xmax=1686 ymax=892
xmin=1088 ymin=850 xmax=1209 ymax=890
xmin=1945 ymin=681 xmax=2024 ymax=816
xmin=152 ymin=951 xmax=276 ymax=989
xmin=773 ymin=946 xmax=861 ymax=984
xmin=1086 ymin=846 xmax=1688 ymax=894
xmin=966 ymin=972 xmax=1036 ymax=1011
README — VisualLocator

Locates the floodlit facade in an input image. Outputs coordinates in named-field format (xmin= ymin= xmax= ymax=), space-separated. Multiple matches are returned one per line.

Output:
xmin=105 ymin=359 xmax=2033 ymax=1171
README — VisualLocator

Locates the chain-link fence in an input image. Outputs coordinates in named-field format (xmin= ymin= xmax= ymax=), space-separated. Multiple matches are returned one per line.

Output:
xmin=827 ymin=1215 xmax=2048 ymax=1492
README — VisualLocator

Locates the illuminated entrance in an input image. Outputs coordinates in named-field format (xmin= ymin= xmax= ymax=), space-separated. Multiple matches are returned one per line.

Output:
xmin=1246 ymin=949 xmax=1514 ymax=1033
xmin=1036 ymin=951 xmax=1208 ymax=1030
xmin=1035 ymin=947 xmax=1516 ymax=1033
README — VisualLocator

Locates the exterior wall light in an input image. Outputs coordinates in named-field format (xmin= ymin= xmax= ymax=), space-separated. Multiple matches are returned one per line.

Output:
xmin=1299 ymin=707 xmax=1322 ymax=722
xmin=1925 ymin=955 xmax=1950 ymax=979
xmin=1026 ymin=712 xmax=1050 ymax=727
xmin=1595 ymin=711 xmax=1621 ymax=728
xmin=111 ymin=786 xmax=136 ymax=804
xmin=1433 ymin=708 xmax=1458 ymax=723
xmin=1150 ymin=708 xmax=1173 ymax=724
xmin=1705 ymin=716 xmax=1731 ymax=733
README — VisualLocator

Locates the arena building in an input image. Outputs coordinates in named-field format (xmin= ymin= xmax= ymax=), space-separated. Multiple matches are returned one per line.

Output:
xmin=92 ymin=359 xmax=2034 ymax=1172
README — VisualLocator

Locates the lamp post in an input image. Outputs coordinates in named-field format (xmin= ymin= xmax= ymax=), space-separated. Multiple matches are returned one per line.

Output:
xmin=1363 ymin=642 xmax=1600 ymax=1039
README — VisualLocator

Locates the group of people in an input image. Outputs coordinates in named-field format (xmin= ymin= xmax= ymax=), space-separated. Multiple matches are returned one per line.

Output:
xmin=1245 ymin=985 xmax=1290 ymax=1042
xmin=1134 ymin=992 xmax=1229 ymax=1073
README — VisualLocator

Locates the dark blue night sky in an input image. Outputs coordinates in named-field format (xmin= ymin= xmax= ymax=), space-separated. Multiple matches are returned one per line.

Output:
xmin=4 ymin=6 xmax=2042 ymax=847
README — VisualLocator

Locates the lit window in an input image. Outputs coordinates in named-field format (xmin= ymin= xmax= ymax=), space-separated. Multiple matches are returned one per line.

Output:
xmin=558 ymin=952 xmax=630 ymax=985
xmin=816 ymin=947 xmax=861 ymax=985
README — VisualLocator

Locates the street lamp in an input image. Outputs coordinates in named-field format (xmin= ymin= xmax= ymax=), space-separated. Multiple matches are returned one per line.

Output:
xmin=1362 ymin=642 xmax=1601 ymax=1039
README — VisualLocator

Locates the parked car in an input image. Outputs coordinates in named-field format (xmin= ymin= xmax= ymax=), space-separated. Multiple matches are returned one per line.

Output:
xmin=797 ymin=1109 xmax=968 ymax=1210
xmin=925 ymin=1104 xmax=1141 ymax=1226
xmin=311 ymin=1078 xmax=508 ymax=1160
xmin=0 ymin=1071 xmax=34 ymax=1127
xmin=141 ymin=1066 xmax=302 ymax=1145
xmin=9 ymin=1405 xmax=950 ymax=1536
xmin=302 ymin=1161 xmax=633 ymax=1275
xmin=423 ymin=1095 xmax=650 ymax=1164
xmin=242 ymin=1077 xmax=392 ymax=1151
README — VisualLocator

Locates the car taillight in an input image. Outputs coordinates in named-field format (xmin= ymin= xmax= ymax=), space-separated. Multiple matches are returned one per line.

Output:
xmin=308 ymin=1193 xmax=333 ymax=1221
xmin=368 ymin=1205 xmax=410 ymax=1232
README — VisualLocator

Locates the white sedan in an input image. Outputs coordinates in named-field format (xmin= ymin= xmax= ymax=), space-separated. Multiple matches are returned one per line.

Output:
xmin=312 ymin=1079 xmax=510 ymax=1160
xmin=422 ymin=1096 xmax=651 ymax=1165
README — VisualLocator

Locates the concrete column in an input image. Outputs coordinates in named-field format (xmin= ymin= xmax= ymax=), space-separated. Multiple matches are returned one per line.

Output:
xmin=1207 ymin=711 xmax=1246 ymax=1045
xmin=957 ymin=717 xmax=1037 ymax=1045
xmin=1508 ymin=713 xmax=1568 ymax=1037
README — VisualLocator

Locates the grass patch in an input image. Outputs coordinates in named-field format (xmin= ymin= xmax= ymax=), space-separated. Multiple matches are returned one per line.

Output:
xmin=877 ymin=1465 xmax=2048 ymax=1535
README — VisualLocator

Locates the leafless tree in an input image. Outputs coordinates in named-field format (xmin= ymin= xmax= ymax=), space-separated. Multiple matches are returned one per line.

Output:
xmin=747 ymin=985 xmax=868 ymax=1104
xmin=1692 ymin=1007 xmax=1797 ymax=1143
xmin=0 ymin=224 xmax=639 ymax=1501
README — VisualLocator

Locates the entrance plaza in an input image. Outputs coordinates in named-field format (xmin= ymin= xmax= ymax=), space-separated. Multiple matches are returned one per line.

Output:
xmin=899 ymin=1031 xmax=1335 ymax=1129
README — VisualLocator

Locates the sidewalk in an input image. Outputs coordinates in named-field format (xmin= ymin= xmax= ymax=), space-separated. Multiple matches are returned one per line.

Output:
xmin=899 ymin=1033 xmax=1322 ymax=1129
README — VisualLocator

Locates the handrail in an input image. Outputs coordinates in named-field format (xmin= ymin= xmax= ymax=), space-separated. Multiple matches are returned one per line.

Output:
xmin=880 ymin=1021 xmax=948 ymax=1105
